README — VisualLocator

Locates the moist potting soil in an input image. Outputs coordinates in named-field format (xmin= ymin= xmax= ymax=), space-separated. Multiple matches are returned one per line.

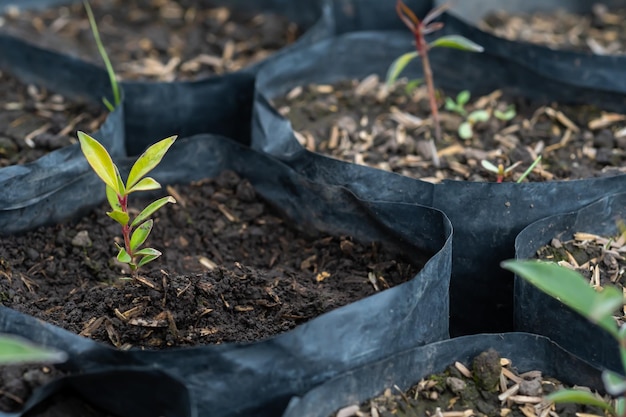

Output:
xmin=0 ymin=170 xmax=422 ymax=349
xmin=480 ymin=4 xmax=626 ymax=55
xmin=0 ymin=69 xmax=105 ymax=167
xmin=332 ymin=348 xmax=605 ymax=417
xmin=272 ymin=76 xmax=625 ymax=183
xmin=281 ymin=333 xmax=605 ymax=417
xmin=0 ymin=0 xmax=302 ymax=81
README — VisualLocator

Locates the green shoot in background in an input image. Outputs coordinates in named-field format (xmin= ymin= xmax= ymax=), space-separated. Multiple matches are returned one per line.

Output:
xmin=0 ymin=334 xmax=67 ymax=365
xmin=503 ymin=260 xmax=626 ymax=417
xmin=84 ymin=1 xmax=120 ymax=111
xmin=386 ymin=0 xmax=483 ymax=168
xmin=78 ymin=131 xmax=176 ymax=276
xmin=444 ymin=90 xmax=516 ymax=140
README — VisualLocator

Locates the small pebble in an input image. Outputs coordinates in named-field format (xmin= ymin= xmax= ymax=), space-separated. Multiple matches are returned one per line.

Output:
xmin=520 ymin=378 xmax=543 ymax=396
xmin=71 ymin=230 xmax=92 ymax=248
xmin=446 ymin=376 xmax=466 ymax=394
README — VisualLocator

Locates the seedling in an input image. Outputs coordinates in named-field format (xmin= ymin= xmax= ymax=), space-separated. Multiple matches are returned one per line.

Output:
xmin=503 ymin=260 xmax=626 ymax=417
xmin=481 ymin=155 xmax=542 ymax=183
xmin=84 ymin=1 xmax=120 ymax=111
xmin=445 ymin=90 xmax=517 ymax=139
xmin=386 ymin=1 xmax=484 ymax=168
xmin=78 ymin=131 xmax=176 ymax=276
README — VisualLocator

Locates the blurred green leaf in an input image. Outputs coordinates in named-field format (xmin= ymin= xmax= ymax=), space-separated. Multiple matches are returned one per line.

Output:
xmin=603 ymin=370 xmax=626 ymax=396
xmin=547 ymin=389 xmax=614 ymax=413
xmin=0 ymin=335 xmax=67 ymax=365
xmin=429 ymin=35 xmax=484 ymax=52
xmin=458 ymin=122 xmax=473 ymax=139
xmin=386 ymin=51 xmax=419 ymax=86
xmin=468 ymin=110 xmax=490 ymax=123
xmin=502 ymin=260 xmax=622 ymax=339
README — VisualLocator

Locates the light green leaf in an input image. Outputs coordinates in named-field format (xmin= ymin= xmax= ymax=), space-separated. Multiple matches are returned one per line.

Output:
xmin=547 ymin=389 xmax=614 ymax=414
xmin=117 ymin=247 xmax=132 ymax=264
xmin=0 ymin=335 xmax=67 ymax=365
xmin=131 ymin=196 xmax=176 ymax=228
xmin=429 ymin=35 xmax=484 ymax=52
xmin=457 ymin=90 xmax=470 ymax=105
xmin=126 ymin=136 xmax=177 ymax=190
xmin=458 ymin=122 xmax=473 ymax=139
xmin=481 ymin=160 xmax=499 ymax=173
xmin=616 ymin=398 xmax=626 ymax=417
xmin=386 ymin=51 xmax=419 ymax=86
xmin=516 ymin=155 xmax=542 ymax=183
xmin=127 ymin=177 xmax=161 ymax=194
xmin=468 ymin=110 xmax=490 ymax=123
xmin=603 ymin=370 xmax=626 ymax=396
xmin=136 ymin=248 xmax=162 ymax=268
xmin=106 ymin=209 xmax=129 ymax=226
xmin=405 ymin=78 xmax=423 ymax=94
xmin=78 ymin=131 xmax=120 ymax=192
xmin=85 ymin=1 xmax=120 ymax=109
xmin=494 ymin=105 xmax=516 ymax=121
xmin=130 ymin=220 xmax=153 ymax=253
xmin=502 ymin=260 xmax=623 ymax=339
xmin=106 ymin=185 xmax=121 ymax=212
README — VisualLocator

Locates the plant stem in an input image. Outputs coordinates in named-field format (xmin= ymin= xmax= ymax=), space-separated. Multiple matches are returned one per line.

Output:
xmin=415 ymin=28 xmax=441 ymax=168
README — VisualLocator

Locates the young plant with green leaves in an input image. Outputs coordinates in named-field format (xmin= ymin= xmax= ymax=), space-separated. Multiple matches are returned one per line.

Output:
xmin=386 ymin=0 xmax=484 ymax=168
xmin=481 ymin=155 xmax=542 ymax=183
xmin=503 ymin=260 xmax=626 ymax=417
xmin=78 ymin=131 xmax=176 ymax=276
xmin=444 ymin=90 xmax=516 ymax=140
xmin=84 ymin=1 xmax=120 ymax=111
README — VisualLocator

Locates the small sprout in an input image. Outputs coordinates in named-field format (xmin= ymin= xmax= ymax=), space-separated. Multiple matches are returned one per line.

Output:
xmin=78 ymin=131 xmax=177 ymax=276
xmin=386 ymin=1 xmax=483 ymax=168
xmin=502 ymin=260 xmax=626 ymax=417
xmin=84 ymin=1 xmax=120 ymax=111
xmin=445 ymin=90 xmax=471 ymax=116
xmin=481 ymin=155 xmax=542 ymax=183
xmin=405 ymin=78 xmax=423 ymax=95
xmin=481 ymin=160 xmax=522 ymax=183
xmin=458 ymin=109 xmax=490 ymax=140
xmin=494 ymin=105 xmax=516 ymax=121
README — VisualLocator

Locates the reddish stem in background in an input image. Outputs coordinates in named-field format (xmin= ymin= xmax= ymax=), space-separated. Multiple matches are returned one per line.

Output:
xmin=396 ymin=0 xmax=449 ymax=168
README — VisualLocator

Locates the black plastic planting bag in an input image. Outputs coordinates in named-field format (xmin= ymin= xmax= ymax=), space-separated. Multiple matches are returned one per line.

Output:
xmin=0 ymin=34 xmax=125 ymax=235
xmin=281 ymin=333 xmax=604 ymax=417
xmin=514 ymin=193 xmax=626 ymax=373
xmin=253 ymin=17 xmax=626 ymax=336
xmin=0 ymin=129 xmax=452 ymax=417
xmin=430 ymin=1 xmax=626 ymax=109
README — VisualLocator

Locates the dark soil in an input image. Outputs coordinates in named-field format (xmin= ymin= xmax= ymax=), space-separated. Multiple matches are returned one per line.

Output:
xmin=334 ymin=349 xmax=607 ymax=417
xmin=0 ymin=170 xmax=421 ymax=415
xmin=480 ymin=4 xmax=626 ymax=55
xmin=536 ymin=231 xmax=626 ymax=323
xmin=0 ymin=170 xmax=421 ymax=350
xmin=0 ymin=0 xmax=301 ymax=81
xmin=272 ymin=76 xmax=626 ymax=183
xmin=0 ymin=69 xmax=105 ymax=167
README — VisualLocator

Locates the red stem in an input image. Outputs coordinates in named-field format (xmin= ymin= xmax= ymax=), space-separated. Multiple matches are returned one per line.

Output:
xmin=415 ymin=28 xmax=441 ymax=168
